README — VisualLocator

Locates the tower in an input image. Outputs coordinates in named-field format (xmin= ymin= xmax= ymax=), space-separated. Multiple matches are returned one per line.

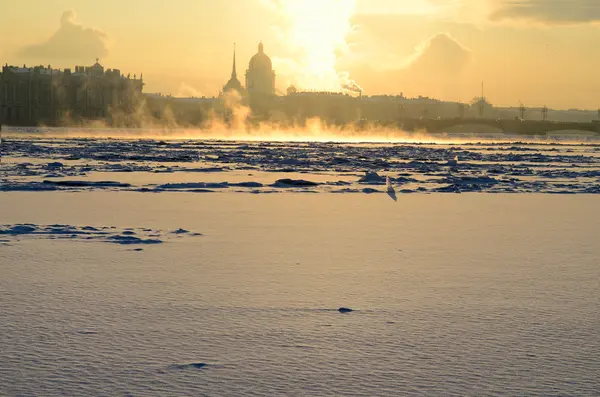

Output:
xmin=222 ymin=43 xmax=245 ymax=96
xmin=478 ymin=81 xmax=485 ymax=118
xmin=542 ymin=105 xmax=548 ymax=121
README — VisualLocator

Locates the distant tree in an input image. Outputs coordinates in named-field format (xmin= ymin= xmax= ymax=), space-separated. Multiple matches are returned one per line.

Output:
xmin=286 ymin=85 xmax=297 ymax=96
xmin=470 ymin=97 xmax=492 ymax=118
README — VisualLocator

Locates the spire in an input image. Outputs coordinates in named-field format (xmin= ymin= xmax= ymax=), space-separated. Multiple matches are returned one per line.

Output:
xmin=258 ymin=41 xmax=264 ymax=54
xmin=231 ymin=43 xmax=237 ymax=78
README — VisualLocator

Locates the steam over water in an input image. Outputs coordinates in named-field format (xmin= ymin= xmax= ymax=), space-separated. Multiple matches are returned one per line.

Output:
xmin=1 ymin=132 xmax=599 ymax=395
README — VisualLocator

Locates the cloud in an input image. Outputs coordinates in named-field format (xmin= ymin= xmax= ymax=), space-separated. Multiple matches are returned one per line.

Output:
xmin=405 ymin=33 xmax=472 ymax=75
xmin=489 ymin=0 xmax=600 ymax=24
xmin=398 ymin=33 xmax=473 ymax=99
xmin=18 ymin=10 xmax=109 ymax=62
xmin=348 ymin=33 xmax=472 ymax=99
xmin=357 ymin=0 xmax=600 ymax=26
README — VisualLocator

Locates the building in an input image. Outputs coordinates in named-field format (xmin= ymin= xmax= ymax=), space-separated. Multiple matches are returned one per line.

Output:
xmin=0 ymin=60 xmax=143 ymax=126
xmin=145 ymin=93 xmax=216 ymax=127
xmin=222 ymin=44 xmax=246 ymax=97
xmin=220 ymin=41 xmax=276 ymax=101
xmin=282 ymin=91 xmax=359 ymax=125
xmin=244 ymin=42 xmax=276 ymax=116
xmin=245 ymin=42 xmax=275 ymax=98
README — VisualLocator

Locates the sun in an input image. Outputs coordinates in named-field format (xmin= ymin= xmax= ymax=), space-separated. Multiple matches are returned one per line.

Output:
xmin=271 ymin=0 xmax=357 ymax=92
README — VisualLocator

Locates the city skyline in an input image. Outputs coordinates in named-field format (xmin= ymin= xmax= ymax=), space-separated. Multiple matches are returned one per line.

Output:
xmin=1 ymin=0 xmax=600 ymax=109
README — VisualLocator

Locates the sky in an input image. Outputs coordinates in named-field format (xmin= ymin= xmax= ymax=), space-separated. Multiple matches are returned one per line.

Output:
xmin=1 ymin=0 xmax=599 ymax=109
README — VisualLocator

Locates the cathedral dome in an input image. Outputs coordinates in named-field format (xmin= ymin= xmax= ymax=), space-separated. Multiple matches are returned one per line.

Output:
xmin=246 ymin=41 xmax=276 ymax=97
xmin=248 ymin=42 xmax=272 ymax=71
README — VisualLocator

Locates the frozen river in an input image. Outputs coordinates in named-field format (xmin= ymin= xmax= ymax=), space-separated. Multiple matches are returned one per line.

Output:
xmin=2 ymin=134 xmax=600 ymax=194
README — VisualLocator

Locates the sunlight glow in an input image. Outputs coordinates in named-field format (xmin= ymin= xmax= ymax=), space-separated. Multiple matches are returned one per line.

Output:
xmin=357 ymin=0 xmax=443 ymax=15
xmin=269 ymin=0 xmax=361 ymax=93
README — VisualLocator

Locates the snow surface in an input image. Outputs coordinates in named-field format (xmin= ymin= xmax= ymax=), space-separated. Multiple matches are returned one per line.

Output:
xmin=0 ymin=191 xmax=598 ymax=396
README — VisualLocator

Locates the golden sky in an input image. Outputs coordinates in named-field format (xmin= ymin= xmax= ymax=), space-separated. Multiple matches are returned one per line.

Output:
xmin=1 ymin=0 xmax=599 ymax=109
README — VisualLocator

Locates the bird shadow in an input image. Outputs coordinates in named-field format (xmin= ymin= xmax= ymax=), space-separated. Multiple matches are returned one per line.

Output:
xmin=387 ymin=188 xmax=397 ymax=202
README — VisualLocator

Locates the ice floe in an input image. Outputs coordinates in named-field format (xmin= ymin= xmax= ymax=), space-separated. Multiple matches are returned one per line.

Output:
xmin=0 ymin=224 xmax=202 ymax=245
xmin=2 ymin=137 xmax=599 ymax=194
